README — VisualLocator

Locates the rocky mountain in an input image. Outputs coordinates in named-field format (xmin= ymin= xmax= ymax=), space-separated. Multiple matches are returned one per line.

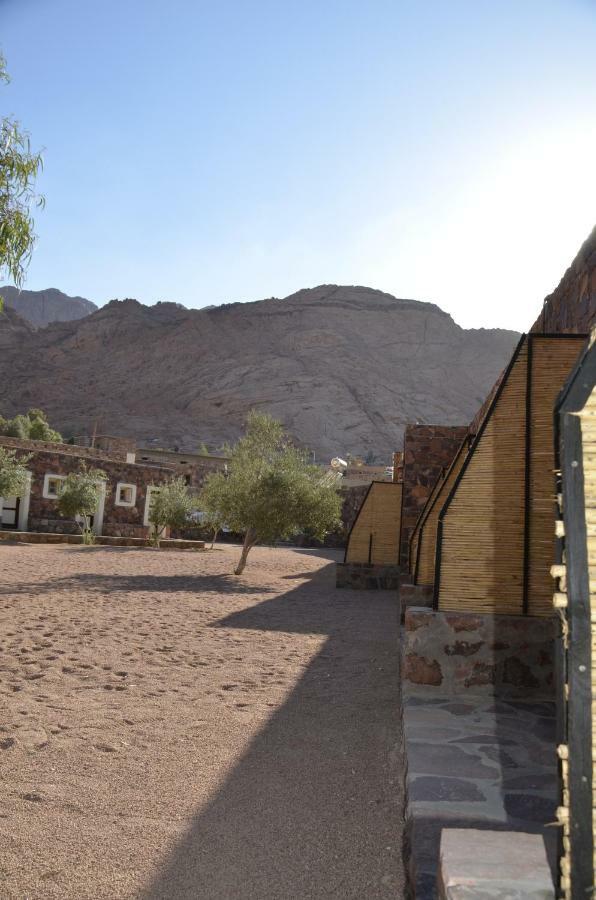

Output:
xmin=0 ymin=286 xmax=97 ymax=327
xmin=0 ymin=285 xmax=519 ymax=460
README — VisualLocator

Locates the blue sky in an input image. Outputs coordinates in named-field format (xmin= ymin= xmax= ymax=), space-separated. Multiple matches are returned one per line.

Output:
xmin=2 ymin=0 xmax=596 ymax=329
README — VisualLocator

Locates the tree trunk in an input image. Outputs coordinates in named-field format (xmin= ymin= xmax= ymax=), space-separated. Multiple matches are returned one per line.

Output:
xmin=210 ymin=526 xmax=219 ymax=550
xmin=234 ymin=528 xmax=256 ymax=575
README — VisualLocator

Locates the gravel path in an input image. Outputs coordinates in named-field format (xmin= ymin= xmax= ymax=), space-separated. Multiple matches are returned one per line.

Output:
xmin=0 ymin=542 xmax=405 ymax=899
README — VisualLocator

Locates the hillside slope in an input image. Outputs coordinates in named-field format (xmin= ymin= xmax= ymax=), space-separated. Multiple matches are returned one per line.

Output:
xmin=0 ymin=285 xmax=519 ymax=459
xmin=0 ymin=286 xmax=97 ymax=327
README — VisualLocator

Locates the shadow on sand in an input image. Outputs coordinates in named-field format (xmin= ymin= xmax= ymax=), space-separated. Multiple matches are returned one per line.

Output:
xmin=139 ymin=560 xmax=406 ymax=899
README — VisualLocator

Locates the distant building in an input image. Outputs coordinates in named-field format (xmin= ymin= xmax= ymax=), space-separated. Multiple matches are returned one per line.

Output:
xmin=136 ymin=446 xmax=229 ymax=489
xmin=0 ymin=436 xmax=173 ymax=538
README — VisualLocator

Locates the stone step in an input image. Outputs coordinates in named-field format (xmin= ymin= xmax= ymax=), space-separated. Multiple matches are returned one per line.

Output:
xmin=438 ymin=829 xmax=554 ymax=899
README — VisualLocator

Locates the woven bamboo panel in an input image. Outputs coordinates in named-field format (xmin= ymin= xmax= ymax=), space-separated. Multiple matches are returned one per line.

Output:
xmin=579 ymin=384 xmax=596 ymax=887
xmin=416 ymin=438 xmax=471 ymax=587
xmin=527 ymin=337 xmax=584 ymax=615
xmin=408 ymin=468 xmax=446 ymax=574
xmin=345 ymin=481 xmax=402 ymax=565
xmin=438 ymin=340 xmax=528 ymax=614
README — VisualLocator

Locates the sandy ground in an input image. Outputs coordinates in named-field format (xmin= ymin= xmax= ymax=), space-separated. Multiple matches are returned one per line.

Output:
xmin=0 ymin=542 xmax=405 ymax=899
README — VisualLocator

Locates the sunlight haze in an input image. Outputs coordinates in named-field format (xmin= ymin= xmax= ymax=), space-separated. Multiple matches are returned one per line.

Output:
xmin=2 ymin=0 xmax=595 ymax=330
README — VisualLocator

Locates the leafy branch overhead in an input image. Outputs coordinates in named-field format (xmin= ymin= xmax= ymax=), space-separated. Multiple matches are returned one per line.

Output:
xmin=199 ymin=410 xmax=342 ymax=574
xmin=0 ymin=53 xmax=44 ymax=311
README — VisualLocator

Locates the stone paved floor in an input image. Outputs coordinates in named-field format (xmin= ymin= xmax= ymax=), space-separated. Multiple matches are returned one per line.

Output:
xmin=403 ymin=690 xmax=558 ymax=898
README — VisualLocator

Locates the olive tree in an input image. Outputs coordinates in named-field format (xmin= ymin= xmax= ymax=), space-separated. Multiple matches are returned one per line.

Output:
xmin=0 ymin=446 xmax=31 ymax=499
xmin=199 ymin=411 xmax=342 ymax=575
xmin=57 ymin=466 xmax=106 ymax=545
xmin=0 ymin=54 xmax=44 ymax=307
xmin=148 ymin=477 xmax=197 ymax=547
xmin=0 ymin=408 xmax=61 ymax=441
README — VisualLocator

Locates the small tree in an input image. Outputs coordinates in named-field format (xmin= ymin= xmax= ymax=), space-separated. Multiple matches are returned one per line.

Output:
xmin=199 ymin=411 xmax=342 ymax=575
xmin=198 ymin=476 xmax=227 ymax=548
xmin=0 ymin=408 xmax=62 ymax=441
xmin=57 ymin=466 xmax=106 ymax=544
xmin=148 ymin=477 xmax=197 ymax=547
xmin=0 ymin=446 xmax=31 ymax=499
xmin=0 ymin=54 xmax=44 ymax=310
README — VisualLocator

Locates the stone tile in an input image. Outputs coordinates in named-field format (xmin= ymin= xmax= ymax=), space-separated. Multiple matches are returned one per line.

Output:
xmin=478 ymin=746 xmax=521 ymax=769
xmin=404 ymin=695 xmax=452 ymax=707
xmin=406 ymin=726 xmax=467 ymax=743
xmin=442 ymin=703 xmax=478 ymax=715
xmin=451 ymin=734 xmax=517 ymax=745
xmin=503 ymin=773 xmax=558 ymax=791
xmin=415 ymin=870 xmax=438 ymax=900
xmin=409 ymin=776 xmax=486 ymax=802
xmin=407 ymin=742 xmax=500 ymax=779
xmin=504 ymin=794 xmax=557 ymax=824
xmin=504 ymin=701 xmax=556 ymax=717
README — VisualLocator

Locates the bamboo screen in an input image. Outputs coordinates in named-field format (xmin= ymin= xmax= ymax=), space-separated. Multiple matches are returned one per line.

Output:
xmin=437 ymin=337 xmax=528 ymax=613
xmin=407 ymin=468 xmax=446 ymax=574
xmin=527 ymin=337 xmax=589 ymax=615
xmin=414 ymin=436 xmax=472 ymax=587
xmin=345 ymin=481 xmax=402 ymax=566
xmin=436 ymin=335 xmax=584 ymax=616
xmin=554 ymin=336 xmax=595 ymax=898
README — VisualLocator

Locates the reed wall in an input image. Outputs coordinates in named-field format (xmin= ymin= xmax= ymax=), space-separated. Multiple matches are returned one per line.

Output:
xmin=345 ymin=481 xmax=402 ymax=566
xmin=436 ymin=335 xmax=584 ymax=616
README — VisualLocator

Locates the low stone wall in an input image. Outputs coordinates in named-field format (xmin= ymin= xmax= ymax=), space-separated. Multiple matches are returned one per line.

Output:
xmin=403 ymin=607 xmax=558 ymax=698
xmin=336 ymin=562 xmax=401 ymax=590
xmin=0 ymin=531 xmax=205 ymax=550
xmin=30 ymin=518 xmax=148 ymax=540
xmin=400 ymin=425 xmax=469 ymax=567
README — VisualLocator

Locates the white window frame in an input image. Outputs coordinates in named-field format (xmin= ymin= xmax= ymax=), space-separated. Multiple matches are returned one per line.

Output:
xmin=143 ymin=486 xmax=161 ymax=526
xmin=43 ymin=473 xmax=66 ymax=500
xmin=115 ymin=482 xmax=137 ymax=508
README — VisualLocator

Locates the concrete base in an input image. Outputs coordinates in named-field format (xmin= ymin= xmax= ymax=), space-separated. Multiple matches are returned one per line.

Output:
xmin=403 ymin=607 xmax=558 ymax=699
xmin=335 ymin=562 xmax=401 ymax=590
xmin=438 ymin=829 xmax=554 ymax=899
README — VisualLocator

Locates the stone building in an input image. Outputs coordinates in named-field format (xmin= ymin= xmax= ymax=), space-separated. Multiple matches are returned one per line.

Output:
xmin=0 ymin=436 xmax=174 ymax=538
xmin=136 ymin=446 xmax=229 ymax=489
xmin=398 ymin=424 xmax=469 ymax=567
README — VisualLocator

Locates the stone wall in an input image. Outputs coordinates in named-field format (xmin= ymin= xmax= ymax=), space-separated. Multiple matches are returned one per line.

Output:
xmin=1 ymin=439 xmax=173 ymax=537
xmin=336 ymin=562 xmax=401 ymax=590
xmin=136 ymin=449 xmax=229 ymax=492
xmin=530 ymin=224 xmax=596 ymax=335
xmin=403 ymin=607 xmax=558 ymax=698
xmin=341 ymin=484 xmax=369 ymax=533
xmin=399 ymin=425 xmax=469 ymax=567
xmin=0 ymin=434 xmax=129 ymax=463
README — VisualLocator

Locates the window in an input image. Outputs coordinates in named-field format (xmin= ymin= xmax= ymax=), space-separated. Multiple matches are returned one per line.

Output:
xmin=143 ymin=486 xmax=160 ymax=525
xmin=115 ymin=482 xmax=137 ymax=507
xmin=43 ymin=474 xmax=66 ymax=499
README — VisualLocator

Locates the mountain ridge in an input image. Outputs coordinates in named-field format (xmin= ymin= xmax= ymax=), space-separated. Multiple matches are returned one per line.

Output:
xmin=0 ymin=285 xmax=520 ymax=459
xmin=0 ymin=286 xmax=98 ymax=328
